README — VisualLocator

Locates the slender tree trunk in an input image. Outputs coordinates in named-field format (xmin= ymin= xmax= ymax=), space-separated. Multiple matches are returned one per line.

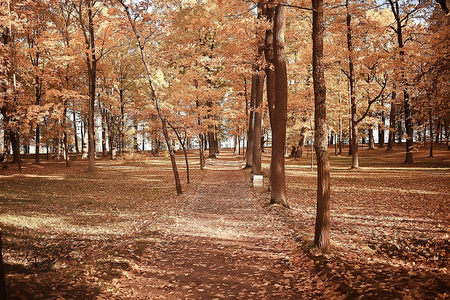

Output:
xmin=403 ymin=90 xmax=414 ymax=163
xmin=379 ymin=97 xmax=386 ymax=147
xmin=387 ymin=92 xmax=396 ymax=151
xmin=86 ymin=0 xmax=96 ymax=171
xmin=73 ymin=109 xmax=79 ymax=153
xmin=252 ymin=74 xmax=264 ymax=175
xmin=264 ymin=3 xmax=276 ymax=190
xmin=35 ymin=124 xmax=40 ymax=164
xmin=347 ymin=0 xmax=358 ymax=168
xmin=313 ymin=0 xmax=330 ymax=252
xmin=199 ymin=133 xmax=205 ymax=170
xmin=429 ymin=110 xmax=433 ymax=157
xmin=270 ymin=3 xmax=288 ymax=207
xmin=63 ymin=103 xmax=70 ymax=167
xmin=245 ymin=75 xmax=257 ymax=168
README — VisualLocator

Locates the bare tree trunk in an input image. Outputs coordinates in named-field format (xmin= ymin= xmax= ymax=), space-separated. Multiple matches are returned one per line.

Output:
xmin=35 ymin=123 xmax=40 ymax=164
xmin=429 ymin=110 xmax=434 ymax=157
xmin=199 ymin=133 xmax=205 ymax=170
xmin=245 ymin=75 xmax=256 ymax=168
xmin=347 ymin=0 xmax=358 ymax=168
xmin=264 ymin=2 xmax=276 ymax=191
xmin=270 ymin=3 xmax=288 ymax=207
xmin=63 ymin=103 xmax=70 ymax=167
xmin=368 ymin=126 xmax=375 ymax=150
xmin=313 ymin=0 xmax=330 ymax=252
xmin=404 ymin=90 xmax=414 ymax=163
xmin=379 ymin=97 xmax=386 ymax=147
xmin=387 ymin=92 xmax=396 ymax=151
xmin=252 ymin=74 xmax=264 ymax=175
xmin=73 ymin=110 xmax=79 ymax=153
xmin=295 ymin=127 xmax=306 ymax=159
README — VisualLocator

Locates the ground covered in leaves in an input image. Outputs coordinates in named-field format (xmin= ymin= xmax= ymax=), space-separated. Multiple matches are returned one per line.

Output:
xmin=0 ymin=144 xmax=449 ymax=299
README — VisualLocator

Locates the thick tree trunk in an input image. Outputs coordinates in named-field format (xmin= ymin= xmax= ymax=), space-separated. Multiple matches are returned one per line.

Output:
xmin=208 ymin=130 xmax=216 ymax=158
xmin=313 ymin=0 xmax=331 ymax=252
xmin=368 ymin=127 xmax=375 ymax=150
xmin=270 ymin=3 xmax=288 ymax=207
xmin=10 ymin=130 xmax=20 ymax=164
xmin=295 ymin=128 xmax=306 ymax=159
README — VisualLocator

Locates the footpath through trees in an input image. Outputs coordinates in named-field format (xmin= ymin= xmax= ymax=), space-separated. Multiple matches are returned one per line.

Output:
xmin=115 ymin=151 xmax=336 ymax=299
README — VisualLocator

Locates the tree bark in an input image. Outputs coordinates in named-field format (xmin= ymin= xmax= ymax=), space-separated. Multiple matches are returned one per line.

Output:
xmin=313 ymin=0 xmax=331 ymax=252
xmin=429 ymin=110 xmax=434 ymax=157
xmin=347 ymin=0 xmax=358 ymax=168
xmin=387 ymin=92 xmax=396 ymax=151
xmin=252 ymin=74 xmax=264 ymax=175
xmin=63 ymin=103 xmax=70 ymax=167
xmin=270 ymin=3 xmax=288 ymax=207
xmin=379 ymin=97 xmax=386 ymax=147
xmin=245 ymin=75 xmax=257 ymax=168
xmin=368 ymin=126 xmax=375 ymax=150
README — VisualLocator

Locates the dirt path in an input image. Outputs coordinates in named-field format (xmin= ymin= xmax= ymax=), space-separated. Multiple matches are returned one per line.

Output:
xmin=115 ymin=152 xmax=322 ymax=299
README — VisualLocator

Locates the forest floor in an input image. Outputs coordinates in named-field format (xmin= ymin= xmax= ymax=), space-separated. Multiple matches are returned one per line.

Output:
xmin=0 ymin=144 xmax=449 ymax=299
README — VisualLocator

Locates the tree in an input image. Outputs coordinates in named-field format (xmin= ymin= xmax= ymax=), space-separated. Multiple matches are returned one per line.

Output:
xmin=312 ymin=0 xmax=330 ymax=251
xmin=117 ymin=0 xmax=182 ymax=195
xmin=269 ymin=1 xmax=289 ymax=208
xmin=72 ymin=0 xmax=115 ymax=170
xmin=386 ymin=0 xmax=426 ymax=164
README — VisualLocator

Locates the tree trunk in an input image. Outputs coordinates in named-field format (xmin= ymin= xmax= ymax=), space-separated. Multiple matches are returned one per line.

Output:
xmin=429 ymin=110 xmax=433 ymax=157
xmin=387 ymin=92 xmax=396 ymax=151
xmin=208 ymin=130 xmax=216 ymax=158
xmin=35 ymin=123 xmax=40 ymax=164
xmin=252 ymin=74 xmax=264 ymax=175
xmin=270 ymin=3 xmax=288 ymax=207
xmin=313 ymin=0 xmax=330 ymax=252
xmin=379 ymin=97 xmax=386 ymax=147
xmin=295 ymin=128 xmax=306 ymax=159
xmin=245 ymin=75 xmax=257 ymax=168
xmin=87 ymin=0 xmax=96 ymax=171
xmin=347 ymin=0 xmax=358 ymax=168
xmin=368 ymin=127 xmax=375 ymax=150
xmin=403 ymin=91 xmax=414 ymax=163
xmin=63 ymin=104 xmax=70 ymax=167
xmin=73 ymin=110 xmax=79 ymax=153
xmin=199 ymin=133 xmax=205 ymax=170
xmin=10 ymin=130 xmax=20 ymax=164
